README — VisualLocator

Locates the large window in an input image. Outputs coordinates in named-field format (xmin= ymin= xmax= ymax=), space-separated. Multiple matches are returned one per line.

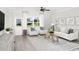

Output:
xmin=27 ymin=17 xmax=40 ymax=29
xmin=34 ymin=17 xmax=40 ymax=27
xmin=16 ymin=19 xmax=22 ymax=26
xmin=27 ymin=18 xmax=33 ymax=28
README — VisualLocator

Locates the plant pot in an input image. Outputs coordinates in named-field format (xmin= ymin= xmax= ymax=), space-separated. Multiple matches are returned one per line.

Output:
xmin=6 ymin=31 xmax=10 ymax=34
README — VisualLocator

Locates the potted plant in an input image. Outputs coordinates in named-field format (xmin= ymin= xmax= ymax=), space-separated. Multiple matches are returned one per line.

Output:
xmin=5 ymin=28 xmax=11 ymax=34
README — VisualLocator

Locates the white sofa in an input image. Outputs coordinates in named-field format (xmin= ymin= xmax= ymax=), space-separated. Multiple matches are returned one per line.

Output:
xmin=27 ymin=27 xmax=47 ymax=36
xmin=54 ymin=31 xmax=78 ymax=41
xmin=54 ymin=25 xmax=79 ymax=41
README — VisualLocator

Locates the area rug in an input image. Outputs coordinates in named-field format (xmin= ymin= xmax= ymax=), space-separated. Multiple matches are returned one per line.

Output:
xmin=28 ymin=36 xmax=79 ymax=51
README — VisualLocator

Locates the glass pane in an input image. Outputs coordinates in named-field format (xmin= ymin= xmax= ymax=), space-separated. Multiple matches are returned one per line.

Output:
xmin=16 ymin=19 xmax=21 ymax=26
xmin=27 ymin=22 xmax=33 ymax=28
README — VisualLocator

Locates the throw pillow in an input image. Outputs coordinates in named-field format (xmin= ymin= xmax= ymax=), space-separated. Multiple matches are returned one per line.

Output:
xmin=31 ymin=28 xmax=35 ymax=31
xmin=40 ymin=27 xmax=44 ymax=30
xmin=67 ymin=28 xmax=74 ymax=34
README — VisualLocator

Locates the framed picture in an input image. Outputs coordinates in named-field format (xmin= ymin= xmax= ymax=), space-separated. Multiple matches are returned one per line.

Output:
xmin=54 ymin=18 xmax=59 ymax=24
xmin=59 ymin=17 xmax=66 ymax=25
xmin=66 ymin=17 xmax=75 ymax=25
xmin=16 ymin=19 xmax=22 ymax=26
xmin=75 ymin=16 xmax=79 ymax=25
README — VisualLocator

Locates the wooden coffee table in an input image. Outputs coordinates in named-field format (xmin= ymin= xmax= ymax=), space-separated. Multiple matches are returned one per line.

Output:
xmin=45 ymin=31 xmax=59 ymax=42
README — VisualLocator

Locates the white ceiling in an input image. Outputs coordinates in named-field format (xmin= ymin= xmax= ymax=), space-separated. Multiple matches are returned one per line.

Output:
xmin=0 ymin=7 xmax=77 ymax=14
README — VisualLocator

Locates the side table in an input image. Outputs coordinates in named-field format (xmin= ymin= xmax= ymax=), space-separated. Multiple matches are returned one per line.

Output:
xmin=23 ymin=29 xmax=27 ymax=36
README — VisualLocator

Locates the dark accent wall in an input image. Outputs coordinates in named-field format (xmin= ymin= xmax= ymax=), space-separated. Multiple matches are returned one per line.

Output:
xmin=0 ymin=11 xmax=5 ymax=31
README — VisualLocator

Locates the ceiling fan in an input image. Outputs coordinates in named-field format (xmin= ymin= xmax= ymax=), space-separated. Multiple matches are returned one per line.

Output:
xmin=40 ymin=7 xmax=50 ymax=13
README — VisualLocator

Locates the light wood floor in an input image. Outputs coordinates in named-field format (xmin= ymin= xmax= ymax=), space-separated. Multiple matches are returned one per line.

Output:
xmin=14 ymin=35 xmax=79 ymax=51
xmin=14 ymin=36 xmax=36 ymax=51
xmin=1 ymin=34 xmax=79 ymax=51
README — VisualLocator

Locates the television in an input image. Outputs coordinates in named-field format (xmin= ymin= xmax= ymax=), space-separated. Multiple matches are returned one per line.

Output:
xmin=0 ymin=11 xmax=5 ymax=31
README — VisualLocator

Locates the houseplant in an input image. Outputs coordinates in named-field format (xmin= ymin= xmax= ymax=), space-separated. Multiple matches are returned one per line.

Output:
xmin=5 ymin=28 xmax=11 ymax=34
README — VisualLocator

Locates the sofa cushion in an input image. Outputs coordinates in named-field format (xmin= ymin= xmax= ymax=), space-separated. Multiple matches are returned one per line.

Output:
xmin=40 ymin=27 xmax=44 ymax=30
xmin=67 ymin=28 xmax=74 ymax=34
xmin=31 ymin=28 xmax=36 ymax=31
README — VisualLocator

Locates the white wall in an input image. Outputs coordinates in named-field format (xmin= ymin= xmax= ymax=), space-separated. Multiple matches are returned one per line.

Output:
xmin=51 ymin=8 xmax=79 ymax=30
xmin=39 ymin=14 xmax=44 ymax=27
xmin=44 ymin=13 xmax=53 ymax=29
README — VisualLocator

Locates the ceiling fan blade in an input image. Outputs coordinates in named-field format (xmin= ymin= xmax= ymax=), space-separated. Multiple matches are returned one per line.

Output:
xmin=40 ymin=7 xmax=45 ymax=12
xmin=40 ymin=7 xmax=50 ymax=13
xmin=45 ymin=9 xmax=50 ymax=11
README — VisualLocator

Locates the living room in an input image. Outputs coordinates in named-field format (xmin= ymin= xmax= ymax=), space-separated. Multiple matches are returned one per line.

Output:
xmin=0 ymin=7 xmax=79 ymax=51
